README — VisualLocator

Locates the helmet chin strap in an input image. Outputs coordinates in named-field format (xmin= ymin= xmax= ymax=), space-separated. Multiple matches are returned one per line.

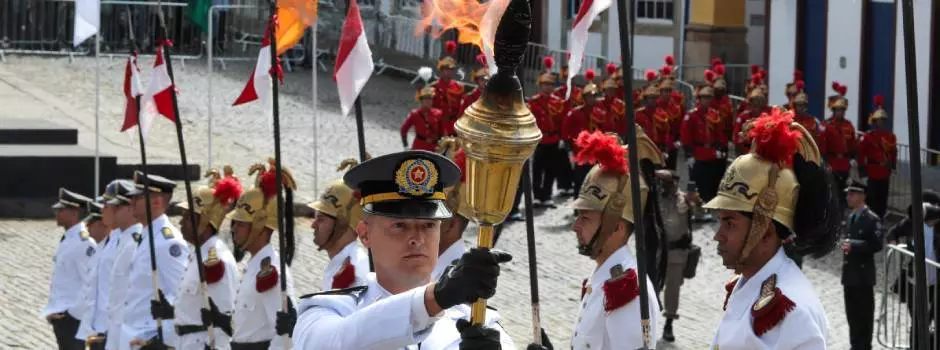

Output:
xmin=577 ymin=226 xmax=604 ymax=258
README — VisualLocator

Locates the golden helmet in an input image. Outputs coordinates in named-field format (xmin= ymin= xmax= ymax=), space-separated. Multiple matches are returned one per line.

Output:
xmin=868 ymin=95 xmax=888 ymax=123
xmin=307 ymin=159 xmax=365 ymax=234
xmin=177 ymin=175 xmax=243 ymax=232
xmin=437 ymin=138 xmax=473 ymax=220
xmin=227 ymin=159 xmax=297 ymax=242
xmin=704 ymin=109 xmax=823 ymax=263
xmin=792 ymin=92 xmax=809 ymax=105
xmin=471 ymin=53 xmax=489 ymax=80
xmin=696 ymin=85 xmax=715 ymax=98
xmin=747 ymin=87 xmax=767 ymax=102
xmin=602 ymin=78 xmax=618 ymax=90
xmin=437 ymin=40 xmax=458 ymax=70
xmin=829 ymin=82 xmax=849 ymax=110
xmin=416 ymin=86 xmax=436 ymax=100
xmin=659 ymin=77 xmax=675 ymax=91
xmin=582 ymin=83 xmax=600 ymax=96
xmin=641 ymin=85 xmax=659 ymax=99
xmin=538 ymin=72 xmax=557 ymax=85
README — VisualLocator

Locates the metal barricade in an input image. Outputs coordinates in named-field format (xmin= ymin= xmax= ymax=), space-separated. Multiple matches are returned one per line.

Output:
xmin=681 ymin=63 xmax=757 ymax=97
xmin=0 ymin=0 xmax=88 ymax=59
xmin=878 ymin=244 xmax=940 ymax=349
xmin=888 ymin=144 xmax=940 ymax=215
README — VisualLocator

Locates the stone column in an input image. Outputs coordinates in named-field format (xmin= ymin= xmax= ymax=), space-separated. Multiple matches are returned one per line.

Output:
xmin=683 ymin=0 xmax=749 ymax=81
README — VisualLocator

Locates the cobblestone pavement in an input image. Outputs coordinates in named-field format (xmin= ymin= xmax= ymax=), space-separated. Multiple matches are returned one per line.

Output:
xmin=0 ymin=56 xmax=884 ymax=349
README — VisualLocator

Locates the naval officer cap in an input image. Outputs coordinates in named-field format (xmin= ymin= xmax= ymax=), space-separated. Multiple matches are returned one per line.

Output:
xmin=845 ymin=178 xmax=868 ymax=193
xmin=127 ymin=170 xmax=177 ymax=197
xmin=103 ymin=179 xmax=136 ymax=205
xmin=84 ymin=197 xmax=104 ymax=223
xmin=52 ymin=188 xmax=93 ymax=210
xmin=343 ymin=150 xmax=460 ymax=219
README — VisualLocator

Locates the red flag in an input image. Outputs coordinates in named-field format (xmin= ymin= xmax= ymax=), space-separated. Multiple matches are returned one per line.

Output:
xmin=334 ymin=0 xmax=373 ymax=116
xmin=121 ymin=52 xmax=143 ymax=132
xmin=146 ymin=44 xmax=177 ymax=122
xmin=233 ymin=29 xmax=275 ymax=106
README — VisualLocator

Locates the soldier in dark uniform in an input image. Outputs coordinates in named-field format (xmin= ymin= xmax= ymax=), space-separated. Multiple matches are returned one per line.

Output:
xmin=841 ymin=179 xmax=884 ymax=350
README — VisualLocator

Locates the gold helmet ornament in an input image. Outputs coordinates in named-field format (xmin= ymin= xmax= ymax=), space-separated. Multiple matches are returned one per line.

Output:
xmin=416 ymin=86 xmax=436 ymax=100
xmin=177 ymin=175 xmax=243 ymax=234
xmin=582 ymin=69 xmax=599 ymax=96
xmin=785 ymin=70 xmax=804 ymax=96
xmin=438 ymin=40 xmax=458 ymax=70
xmin=696 ymin=84 xmax=715 ymax=98
xmin=471 ymin=54 xmax=490 ymax=81
xmin=868 ymin=95 xmax=888 ymax=124
xmin=704 ymin=109 xmax=841 ymax=267
xmin=571 ymin=130 xmax=664 ymax=258
xmin=227 ymin=158 xmax=298 ymax=262
xmin=828 ymin=82 xmax=849 ymax=110
xmin=307 ymin=158 xmax=367 ymax=251
xmin=793 ymin=91 xmax=809 ymax=105
xmin=538 ymin=56 xmax=558 ymax=85
xmin=747 ymin=86 xmax=767 ymax=104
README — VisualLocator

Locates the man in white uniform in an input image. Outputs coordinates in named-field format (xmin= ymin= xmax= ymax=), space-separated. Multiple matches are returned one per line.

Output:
xmin=307 ymin=158 xmax=371 ymax=291
xmin=562 ymin=130 xmax=663 ymax=350
xmin=703 ymin=110 xmax=839 ymax=349
xmin=75 ymin=197 xmax=117 ymax=349
xmin=226 ymin=160 xmax=298 ymax=350
xmin=104 ymin=180 xmax=143 ymax=350
xmin=293 ymin=150 xmax=515 ymax=349
xmin=432 ymin=146 xmax=470 ymax=281
xmin=151 ymin=177 xmax=243 ymax=349
xmin=41 ymin=188 xmax=96 ymax=350
xmin=120 ymin=172 xmax=190 ymax=349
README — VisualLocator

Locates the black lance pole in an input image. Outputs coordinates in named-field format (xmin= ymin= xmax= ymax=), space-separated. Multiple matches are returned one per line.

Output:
xmin=135 ymin=88 xmax=165 ymax=347
xmin=615 ymin=0 xmax=651 ymax=348
xmin=154 ymin=7 xmax=216 ymax=347
xmin=266 ymin=0 xmax=293 ymax=347
xmin=900 ymin=0 xmax=929 ymax=346
xmin=346 ymin=0 xmax=374 ymax=272
xmin=520 ymin=160 xmax=542 ymax=344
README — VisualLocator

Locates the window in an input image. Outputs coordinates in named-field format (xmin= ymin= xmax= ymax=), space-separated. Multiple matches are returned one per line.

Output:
xmin=635 ymin=0 xmax=674 ymax=23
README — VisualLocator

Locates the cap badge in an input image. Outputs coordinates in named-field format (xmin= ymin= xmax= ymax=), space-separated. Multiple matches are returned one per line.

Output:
xmin=396 ymin=158 xmax=439 ymax=197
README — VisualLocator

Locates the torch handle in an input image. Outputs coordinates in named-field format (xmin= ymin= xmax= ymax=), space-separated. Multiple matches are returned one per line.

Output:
xmin=470 ymin=224 xmax=496 ymax=325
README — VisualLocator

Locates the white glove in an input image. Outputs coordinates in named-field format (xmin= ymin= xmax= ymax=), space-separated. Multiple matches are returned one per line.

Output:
xmin=674 ymin=141 xmax=682 ymax=149
xmin=559 ymin=140 xmax=567 ymax=150
xmin=850 ymin=159 xmax=858 ymax=168
xmin=687 ymin=158 xmax=696 ymax=167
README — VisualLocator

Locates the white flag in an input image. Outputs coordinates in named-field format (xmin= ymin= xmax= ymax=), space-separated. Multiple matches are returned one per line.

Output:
xmin=73 ymin=0 xmax=100 ymax=47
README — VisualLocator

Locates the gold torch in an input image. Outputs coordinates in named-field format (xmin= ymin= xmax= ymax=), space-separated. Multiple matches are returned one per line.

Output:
xmin=454 ymin=0 xmax=542 ymax=325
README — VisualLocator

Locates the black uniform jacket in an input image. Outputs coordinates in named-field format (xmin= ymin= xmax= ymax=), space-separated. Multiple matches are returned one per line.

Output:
xmin=842 ymin=207 xmax=885 ymax=286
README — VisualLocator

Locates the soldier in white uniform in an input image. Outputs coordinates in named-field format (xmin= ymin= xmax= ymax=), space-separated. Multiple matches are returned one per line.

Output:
xmin=75 ymin=197 xmax=117 ymax=349
xmin=293 ymin=150 xmax=516 ymax=349
xmin=559 ymin=131 xmax=663 ymax=350
xmin=42 ymin=188 xmax=97 ymax=350
xmin=120 ymin=171 xmax=190 ymax=349
xmin=104 ymin=180 xmax=143 ymax=350
xmin=703 ymin=110 xmax=840 ymax=349
xmin=307 ymin=158 xmax=371 ymax=291
xmin=432 ymin=146 xmax=470 ymax=281
xmin=225 ymin=160 xmax=298 ymax=350
xmin=151 ymin=177 xmax=243 ymax=349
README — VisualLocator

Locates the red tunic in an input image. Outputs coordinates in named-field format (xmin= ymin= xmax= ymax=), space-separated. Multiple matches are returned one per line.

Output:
xmin=563 ymin=103 xmax=608 ymax=152
xmin=554 ymin=85 xmax=584 ymax=111
xmin=822 ymin=118 xmax=857 ymax=172
xmin=794 ymin=114 xmax=827 ymax=155
xmin=603 ymin=97 xmax=628 ymax=135
xmin=432 ymin=79 xmax=465 ymax=136
xmin=859 ymin=129 xmax=897 ymax=180
xmin=713 ymin=96 xmax=735 ymax=140
xmin=637 ymin=106 xmax=673 ymax=149
xmin=528 ymin=92 xmax=568 ymax=144
xmin=680 ymin=105 xmax=726 ymax=161
xmin=659 ymin=96 xmax=684 ymax=148
xmin=400 ymin=107 xmax=444 ymax=151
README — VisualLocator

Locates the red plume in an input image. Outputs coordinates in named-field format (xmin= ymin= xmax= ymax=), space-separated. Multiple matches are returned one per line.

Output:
xmin=454 ymin=149 xmax=467 ymax=183
xmin=664 ymin=55 xmax=675 ymax=66
xmin=874 ymin=95 xmax=884 ymax=108
xmin=543 ymin=56 xmax=555 ymax=70
xmin=750 ymin=64 xmax=760 ymax=75
xmin=704 ymin=69 xmax=716 ymax=83
xmin=566 ymin=52 xmax=572 ymax=60
xmin=751 ymin=73 xmax=762 ymax=85
xmin=645 ymin=69 xmax=657 ymax=81
xmin=837 ymin=85 xmax=847 ymax=96
xmin=794 ymin=80 xmax=804 ymax=90
xmin=213 ymin=177 xmax=243 ymax=206
xmin=475 ymin=54 xmax=486 ymax=66
xmin=793 ymin=70 xmax=803 ymax=82
xmin=714 ymin=64 xmax=726 ymax=76
xmin=747 ymin=110 xmax=802 ymax=166
xmin=759 ymin=69 xmax=768 ymax=80
xmin=573 ymin=131 xmax=628 ymax=175
xmin=259 ymin=170 xmax=278 ymax=198
xmin=660 ymin=65 xmax=673 ymax=76
xmin=444 ymin=40 xmax=457 ymax=55
xmin=831 ymin=81 xmax=841 ymax=92
xmin=606 ymin=63 xmax=618 ymax=75
xmin=711 ymin=57 xmax=723 ymax=67
xmin=585 ymin=69 xmax=596 ymax=81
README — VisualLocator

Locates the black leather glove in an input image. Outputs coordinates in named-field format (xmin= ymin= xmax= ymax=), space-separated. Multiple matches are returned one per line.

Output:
xmin=456 ymin=318 xmax=502 ymax=350
xmin=139 ymin=337 xmax=169 ymax=350
xmin=433 ymin=248 xmax=513 ymax=309
xmin=208 ymin=297 xmax=233 ymax=337
xmin=525 ymin=328 xmax=554 ymax=350
xmin=150 ymin=290 xmax=174 ymax=320
xmin=275 ymin=299 xmax=297 ymax=337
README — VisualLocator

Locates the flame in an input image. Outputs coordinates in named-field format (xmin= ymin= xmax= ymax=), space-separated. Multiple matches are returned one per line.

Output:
xmin=417 ymin=0 xmax=489 ymax=51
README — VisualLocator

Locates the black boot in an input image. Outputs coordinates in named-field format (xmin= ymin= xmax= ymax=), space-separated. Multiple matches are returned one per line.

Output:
xmin=662 ymin=318 xmax=675 ymax=342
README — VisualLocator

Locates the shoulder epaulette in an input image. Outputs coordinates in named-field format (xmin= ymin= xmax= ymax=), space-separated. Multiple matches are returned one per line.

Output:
xmin=751 ymin=274 xmax=795 ymax=336
xmin=161 ymin=227 xmax=174 ymax=239
xmin=79 ymin=230 xmax=90 ymax=241
xmin=299 ymin=285 xmax=368 ymax=300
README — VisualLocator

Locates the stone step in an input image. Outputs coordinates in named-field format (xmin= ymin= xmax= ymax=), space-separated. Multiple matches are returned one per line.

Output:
xmin=0 ymin=119 xmax=78 ymax=145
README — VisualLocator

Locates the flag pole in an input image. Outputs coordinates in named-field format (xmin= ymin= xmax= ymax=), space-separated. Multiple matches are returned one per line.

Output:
xmin=520 ymin=160 xmax=542 ymax=344
xmin=900 ymin=0 xmax=929 ymax=346
xmin=94 ymin=32 xmax=101 ymax=195
xmin=154 ymin=3 xmax=216 ymax=347
xmin=312 ymin=27 xmax=319 ymax=197
xmin=615 ymin=0 xmax=651 ymax=348
xmin=345 ymin=0 xmax=374 ymax=273
xmin=266 ymin=1 xmax=292 ymax=347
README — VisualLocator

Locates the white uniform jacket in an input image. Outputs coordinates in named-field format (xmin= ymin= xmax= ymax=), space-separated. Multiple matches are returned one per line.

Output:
xmin=41 ymin=222 xmax=96 ymax=320
xmin=76 ymin=228 xmax=121 ymax=340
xmin=572 ymin=245 xmax=660 ymax=350
xmin=120 ymin=215 xmax=190 ymax=350
xmin=173 ymin=235 xmax=239 ymax=349
xmin=320 ymin=241 xmax=371 ymax=291
xmin=431 ymin=241 xmax=466 ymax=282
xmin=231 ymin=243 xmax=296 ymax=349
xmin=106 ymin=223 xmax=143 ymax=350
xmin=293 ymin=273 xmax=515 ymax=350
xmin=711 ymin=247 xmax=829 ymax=349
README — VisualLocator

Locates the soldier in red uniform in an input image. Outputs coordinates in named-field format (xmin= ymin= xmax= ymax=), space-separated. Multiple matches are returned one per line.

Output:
xmin=658 ymin=75 xmax=683 ymax=170
xmin=563 ymin=72 xmax=605 ymax=192
xmin=637 ymin=84 xmax=672 ymax=156
xmin=706 ymin=61 xmax=735 ymax=143
xmin=553 ymin=57 xmax=577 ymax=197
xmin=858 ymin=95 xmax=897 ymax=217
xmin=460 ymin=54 xmax=489 ymax=117
xmin=732 ymin=87 xmax=772 ymax=155
xmin=602 ymin=77 xmax=628 ymax=136
xmin=529 ymin=59 xmax=568 ymax=208
xmin=680 ymin=85 xmax=727 ymax=210
xmin=784 ymin=71 xmax=804 ymax=111
xmin=433 ymin=40 xmax=465 ymax=136
xmin=791 ymin=91 xmax=827 ymax=155
xmin=400 ymin=86 xmax=443 ymax=152
xmin=823 ymin=82 xmax=855 ymax=194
